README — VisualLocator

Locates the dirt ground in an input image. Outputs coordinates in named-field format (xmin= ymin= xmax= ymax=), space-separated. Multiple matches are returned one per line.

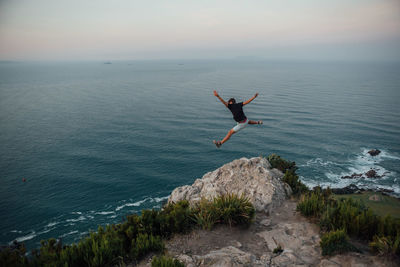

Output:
xmin=136 ymin=199 xmax=399 ymax=267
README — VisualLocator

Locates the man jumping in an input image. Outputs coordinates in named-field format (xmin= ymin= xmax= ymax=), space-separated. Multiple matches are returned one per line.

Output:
xmin=213 ymin=90 xmax=262 ymax=148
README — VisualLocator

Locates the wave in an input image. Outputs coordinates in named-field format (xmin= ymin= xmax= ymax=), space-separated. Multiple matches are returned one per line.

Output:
xmin=300 ymin=158 xmax=343 ymax=167
xmin=115 ymin=198 xmax=150 ymax=211
xmin=45 ymin=221 xmax=60 ymax=228
xmin=59 ymin=230 xmax=79 ymax=238
xmin=13 ymin=231 xmax=36 ymax=243
xmin=300 ymin=148 xmax=400 ymax=195
xmin=95 ymin=211 xmax=115 ymax=215
xmin=115 ymin=195 xmax=169 ymax=212
xmin=66 ymin=215 xmax=87 ymax=223
xmin=5 ymin=194 xmax=170 ymax=248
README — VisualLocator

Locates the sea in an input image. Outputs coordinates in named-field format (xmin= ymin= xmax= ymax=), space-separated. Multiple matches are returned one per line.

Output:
xmin=1 ymin=59 xmax=399 ymax=250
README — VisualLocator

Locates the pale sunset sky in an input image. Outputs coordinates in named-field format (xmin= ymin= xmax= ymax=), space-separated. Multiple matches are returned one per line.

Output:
xmin=0 ymin=0 xmax=399 ymax=61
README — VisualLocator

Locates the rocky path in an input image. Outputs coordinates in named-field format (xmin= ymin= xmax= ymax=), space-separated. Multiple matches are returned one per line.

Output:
xmin=139 ymin=199 xmax=397 ymax=266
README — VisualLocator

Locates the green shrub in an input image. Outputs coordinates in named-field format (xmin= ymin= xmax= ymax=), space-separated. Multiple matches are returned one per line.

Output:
xmin=151 ymin=255 xmax=184 ymax=267
xmin=266 ymin=154 xmax=308 ymax=196
xmin=130 ymin=233 xmax=164 ymax=260
xmin=297 ymin=187 xmax=330 ymax=217
xmin=159 ymin=200 xmax=193 ymax=235
xmin=370 ymin=235 xmax=400 ymax=255
xmin=191 ymin=198 xmax=219 ymax=230
xmin=213 ymin=193 xmax=255 ymax=228
xmin=320 ymin=229 xmax=357 ymax=256
xmin=0 ymin=243 xmax=28 ymax=267
xmin=267 ymin=154 xmax=297 ymax=173
xmin=72 ymin=225 xmax=125 ymax=267
xmin=283 ymin=170 xmax=308 ymax=196
xmin=191 ymin=194 xmax=255 ymax=230
xmin=273 ymin=245 xmax=283 ymax=254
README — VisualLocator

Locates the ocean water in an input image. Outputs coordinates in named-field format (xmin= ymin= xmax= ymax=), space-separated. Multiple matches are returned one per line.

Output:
xmin=1 ymin=60 xmax=399 ymax=250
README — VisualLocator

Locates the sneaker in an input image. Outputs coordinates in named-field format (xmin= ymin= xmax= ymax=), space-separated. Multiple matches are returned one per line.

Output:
xmin=213 ymin=140 xmax=222 ymax=148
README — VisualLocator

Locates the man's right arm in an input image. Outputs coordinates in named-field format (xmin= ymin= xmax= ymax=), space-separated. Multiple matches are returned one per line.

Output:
xmin=214 ymin=90 xmax=228 ymax=107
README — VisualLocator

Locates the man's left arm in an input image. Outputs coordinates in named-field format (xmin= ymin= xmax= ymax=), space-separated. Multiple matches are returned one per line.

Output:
xmin=243 ymin=93 xmax=259 ymax=105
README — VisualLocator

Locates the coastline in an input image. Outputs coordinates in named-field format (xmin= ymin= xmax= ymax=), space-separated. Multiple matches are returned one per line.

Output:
xmin=1 ymin=156 xmax=399 ymax=266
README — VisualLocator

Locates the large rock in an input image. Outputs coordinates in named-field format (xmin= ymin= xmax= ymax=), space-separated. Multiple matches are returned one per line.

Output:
xmin=186 ymin=246 xmax=265 ymax=267
xmin=168 ymin=157 xmax=292 ymax=212
xmin=257 ymin=221 xmax=321 ymax=266
xmin=368 ymin=149 xmax=381 ymax=156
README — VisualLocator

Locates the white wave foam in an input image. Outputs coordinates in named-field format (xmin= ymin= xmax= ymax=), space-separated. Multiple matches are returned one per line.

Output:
xmin=37 ymin=228 xmax=55 ymax=235
xmin=45 ymin=221 xmax=59 ymax=228
xmin=10 ymin=230 xmax=22 ymax=233
xmin=359 ymin=148 xmax=400 ymax=164
xmin=70 ymin=211 xmax=82 ymax=215
xmin=66 ymin=215 xmax=86 ymax=223
xmin=301 ymin=148 xmax=399 ymax=196
xmin=59 ymin=230 xmax=78 ymax=238
xmin=95 ymin=211 xmax=115 ymax=215
xmin=115 ymin=195 xmax=169 ymax=211
xmin=153 ymin=195 xmax=169 ymax=202
xmin=13 ymin=231 xmax=36 ymax=243
xmin=300 ymin=158 xmax=342 ymax=167
xmin=115 ymin=198 xmax=150 ymax=211
xmin=79 ymin=231 xmax=88 ymax=236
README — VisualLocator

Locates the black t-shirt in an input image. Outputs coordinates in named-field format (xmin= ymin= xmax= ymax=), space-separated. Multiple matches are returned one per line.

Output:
xmin=228 ymin=102 xmax=247 ymax=122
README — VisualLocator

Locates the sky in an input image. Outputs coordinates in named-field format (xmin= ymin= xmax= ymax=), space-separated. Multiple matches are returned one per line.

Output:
xmin=0 ymin=0 xmax=399 ymax=61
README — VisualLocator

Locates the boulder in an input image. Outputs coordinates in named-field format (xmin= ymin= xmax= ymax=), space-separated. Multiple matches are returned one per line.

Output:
xmin=368 ymin=149 xmax=381 ymax=156
xmin=168 ymin=157 xmax=292 ymax=212
xmin=331 ymin=184 xmax=362 ymax=194
xmin=340 ymin=170 xmax=382 ymax=179
xmin=341 ymin=173 xmax=363 ymax=179
xmin=365 ymin=169 xmax=381 ymax=178
xmin=257 ymin=221 xmax=321 ymax=266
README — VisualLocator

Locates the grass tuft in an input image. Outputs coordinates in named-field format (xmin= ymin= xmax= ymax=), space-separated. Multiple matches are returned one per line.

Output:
xmin=320 ymin=229 xmax=358 ymax=256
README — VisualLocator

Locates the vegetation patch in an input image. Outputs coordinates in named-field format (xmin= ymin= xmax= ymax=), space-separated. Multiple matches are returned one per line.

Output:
xmin=267 ymin=154 xmax=308 ymax=196
xmin=267 ymin=153 xmax=297 ymax=173
xmin=320 ymin=229 xmax=358 ymax=256
xmin=0 ymin=194 xmax=255 ymax=266
xmin=151 ymin=255 xmax=184 ymax=267
xmin=273 ymin=245 xmax=283 ymax=254
xmin=191 ymin=193 xmax=255 ymax=230
xmin=332 ymin=191 xmax=400 ymax=219
xmin=298 ymin=186 xmax=400 ymax=256
xmin=370 ymin=235 xmax=400 ymax=256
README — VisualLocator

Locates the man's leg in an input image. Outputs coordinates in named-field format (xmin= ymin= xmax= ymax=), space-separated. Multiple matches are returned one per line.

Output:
xmin=248 ymin=120 xmax=262 ymax=125
xmin=214 ymin=128 xmax=236 ymax=148
xmin=221 ymin=129 xmax=236 ymax=144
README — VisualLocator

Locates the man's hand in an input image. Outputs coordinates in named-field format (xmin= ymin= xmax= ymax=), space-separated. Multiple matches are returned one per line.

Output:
xmin=255 ymin=93 xmax=259 ymax=98
xmin=214 ymin=90 xmax=228 ymax=107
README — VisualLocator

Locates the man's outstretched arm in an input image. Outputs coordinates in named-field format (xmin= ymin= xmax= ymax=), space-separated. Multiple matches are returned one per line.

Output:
xmin=243 ymin=93 xmax=259 ymax=105
xmin=214 ymin=90 xmax=228 ymax=107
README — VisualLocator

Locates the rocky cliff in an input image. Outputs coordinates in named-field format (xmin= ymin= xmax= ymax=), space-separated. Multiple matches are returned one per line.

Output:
xmin=155 ymin=157 xmax=394 ymax=267
xmin=168 ymin=157 xmax=292 ymax=213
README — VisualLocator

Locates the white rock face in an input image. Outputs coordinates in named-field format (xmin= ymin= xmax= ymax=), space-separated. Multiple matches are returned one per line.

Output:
xmin=168 ymin=157 xmax=292 ymax=212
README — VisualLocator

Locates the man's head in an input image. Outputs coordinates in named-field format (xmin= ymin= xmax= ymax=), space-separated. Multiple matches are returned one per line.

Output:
xmin=228 ymin=98 xmax=236 ymax=105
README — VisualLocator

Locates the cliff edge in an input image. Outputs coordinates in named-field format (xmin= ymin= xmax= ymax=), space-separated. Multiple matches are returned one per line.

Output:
xmin=150 ymin=157 xmax=395 ymax=267
xmin=168 ymin=157 xmax=292 ymax=213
